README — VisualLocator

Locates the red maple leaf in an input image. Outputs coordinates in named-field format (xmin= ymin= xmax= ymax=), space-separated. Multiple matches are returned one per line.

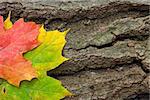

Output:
xmin=0 ymin=16 xmax=40 ymax=86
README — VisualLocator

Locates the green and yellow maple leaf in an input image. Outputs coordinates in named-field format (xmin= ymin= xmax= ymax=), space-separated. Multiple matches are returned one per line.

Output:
xmin=0 ymin=76 xmax=71 ymax=100
xmin=24 ymin=25 xmax=69 ymax=75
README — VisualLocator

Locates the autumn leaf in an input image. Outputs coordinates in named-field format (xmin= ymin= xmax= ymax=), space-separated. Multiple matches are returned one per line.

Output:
xmin=0 ymin=76 xmax=72 ymax=100
xmin=0 ymin=16 xmax=40 ymax=86
xmin=23 ymin=26 xmax=72 ymax=99
xmin=24 ymin=26 xmax=69 ymax=75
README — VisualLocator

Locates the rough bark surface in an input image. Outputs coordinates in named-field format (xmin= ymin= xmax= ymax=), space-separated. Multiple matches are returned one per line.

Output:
xmin=0 ymin=0 xmax=149 ymax=100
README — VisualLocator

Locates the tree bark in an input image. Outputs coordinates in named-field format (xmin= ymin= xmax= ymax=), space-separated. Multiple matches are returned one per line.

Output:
xmin=0 ymin=0 xmax=149 ymax=100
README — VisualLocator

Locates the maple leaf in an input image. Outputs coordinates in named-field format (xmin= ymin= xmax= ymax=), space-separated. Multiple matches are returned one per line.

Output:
xmin=24 ymin=25 xmax=69 ymax=75
xmin=0 ymin=76 xmax=72 ymax=100
xmin=0 ymin=15 xmax=40 ymax=86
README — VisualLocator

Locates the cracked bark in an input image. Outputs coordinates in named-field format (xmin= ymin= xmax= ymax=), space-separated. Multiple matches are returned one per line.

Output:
xmin=0 ymin=0 xmax=149 ymax=100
